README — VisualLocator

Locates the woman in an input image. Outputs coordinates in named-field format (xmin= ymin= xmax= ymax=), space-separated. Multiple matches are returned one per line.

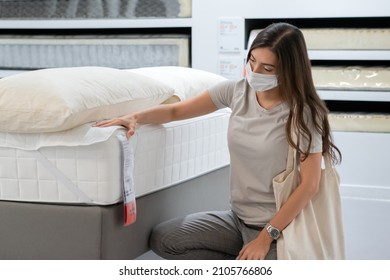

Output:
xmin=95 ymin=22 xmax=341 ymax=260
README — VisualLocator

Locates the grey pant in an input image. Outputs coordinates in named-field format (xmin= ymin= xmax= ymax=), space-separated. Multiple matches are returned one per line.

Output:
xmin=149 ymin=210 xmax=277 ymax=260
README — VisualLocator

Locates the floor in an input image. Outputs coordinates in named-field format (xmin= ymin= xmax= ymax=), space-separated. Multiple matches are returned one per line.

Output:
xmin=135 ymin=250 xmax=164 ymax=260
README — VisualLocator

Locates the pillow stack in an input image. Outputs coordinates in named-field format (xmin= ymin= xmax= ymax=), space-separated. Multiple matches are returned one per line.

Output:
xmin=0 ymin=66 xmax=226 ymax=133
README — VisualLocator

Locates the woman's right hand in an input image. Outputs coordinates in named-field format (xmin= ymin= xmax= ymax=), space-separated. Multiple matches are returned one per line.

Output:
xmin=93 ymin=115 xmax=137 ymax=139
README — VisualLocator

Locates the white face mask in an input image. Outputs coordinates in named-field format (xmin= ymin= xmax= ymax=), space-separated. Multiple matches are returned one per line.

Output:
xmin=245 ymin=63 xmax=278 ymax=92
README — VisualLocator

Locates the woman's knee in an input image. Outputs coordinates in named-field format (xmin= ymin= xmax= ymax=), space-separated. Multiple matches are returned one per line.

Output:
xmin=149 ymin=221 xmax=168 ymax=253
xmin=149 ymin=218 xmax=185 ymax=258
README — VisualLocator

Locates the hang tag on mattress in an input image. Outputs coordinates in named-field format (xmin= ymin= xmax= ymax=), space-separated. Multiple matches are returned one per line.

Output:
xmin=117 ymin=134 xmax=137 ymax=226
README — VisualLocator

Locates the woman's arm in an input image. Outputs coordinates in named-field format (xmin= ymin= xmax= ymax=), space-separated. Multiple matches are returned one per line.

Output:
xmin=237 ymin=152 xmax=322 ymax=260
xmin=94 ymin=90 xmax=218 ymax=138
xmin=269 ymin=152 xmax=322 ymax=231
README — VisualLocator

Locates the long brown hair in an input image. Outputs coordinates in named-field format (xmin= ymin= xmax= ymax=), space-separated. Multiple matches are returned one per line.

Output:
xmin=248 ymin=22 xmax=341 ymax=164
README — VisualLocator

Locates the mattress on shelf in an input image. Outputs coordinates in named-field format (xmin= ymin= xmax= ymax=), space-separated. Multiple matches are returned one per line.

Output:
xmin=329 ymin=112 xmax=390 ymax=133
xmin=248 ymin=28 xmax=390 ymax=50
xmin=0 ymin=108 xmax=231 ymax=205
xmin=301 ymin=28 xmax=390 ymax=50
xmin=0 ymin=0 xmax=192 ymax=19
xmin=0 ymin=34 xmax=189 ymax=69
xmin=312 ymin=66 xmax=390 ymax=91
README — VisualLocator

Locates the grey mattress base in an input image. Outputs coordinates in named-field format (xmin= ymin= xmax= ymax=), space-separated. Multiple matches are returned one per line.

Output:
xmin=0 ymin=166 xmax=230 ymax=260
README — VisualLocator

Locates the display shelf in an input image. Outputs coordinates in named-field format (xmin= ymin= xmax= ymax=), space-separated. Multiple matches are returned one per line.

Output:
xmin=0 ymin=17 xmax=193 ymax=75
xmin=318 ymin=90 xmax=390 ymax=102
xmin=0 ymin=18 xmax=192 ymax=29
xmin=308 ymin=50 xmax=390 ymax=61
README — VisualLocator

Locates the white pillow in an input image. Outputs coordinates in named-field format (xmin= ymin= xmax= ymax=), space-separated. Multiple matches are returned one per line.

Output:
xmin=0 ymin=67 xmax=175 ymax=133
xmin=127 ymin=66 xmax=227 ymax=101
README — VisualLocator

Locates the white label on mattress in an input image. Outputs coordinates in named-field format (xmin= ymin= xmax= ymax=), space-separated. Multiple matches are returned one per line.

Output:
xmin=118 ymin=134 xmax=137 ymax=226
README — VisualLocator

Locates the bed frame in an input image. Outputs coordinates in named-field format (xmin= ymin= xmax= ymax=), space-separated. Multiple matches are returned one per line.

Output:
xmin=0 ymin=166 xmax=230 ymax=260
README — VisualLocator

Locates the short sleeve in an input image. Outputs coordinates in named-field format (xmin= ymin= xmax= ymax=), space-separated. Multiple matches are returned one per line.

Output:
xmin=299 ymin=109 xmax=323 ymax=154
xmin=207 ymin=80 xmax=236 ymax=109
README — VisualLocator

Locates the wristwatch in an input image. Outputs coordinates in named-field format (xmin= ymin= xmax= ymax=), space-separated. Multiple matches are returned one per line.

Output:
xmin=265 ymin=223 xmax=280 ymax=240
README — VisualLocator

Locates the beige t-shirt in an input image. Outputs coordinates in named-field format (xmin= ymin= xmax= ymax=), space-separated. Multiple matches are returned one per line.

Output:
xmin=208 ymin=79 xmax=322 ymax=225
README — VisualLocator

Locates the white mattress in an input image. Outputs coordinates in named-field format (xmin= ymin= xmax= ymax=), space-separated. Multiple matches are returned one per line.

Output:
xmin=312 ymin=66 xmax=390 ymax=91
xmin=329 ymin=113 xmax=390 ymax=133
xmin=0 ymin=109 xmax=231 ymax=205
xmin=301 ymin=28 xmax=390 ymax=50
xmin=248 ymin=28 xmax=390 ymax=50
xmin=0 ymin=0 xmax=192 ymax=19
xmin=0 ymin=34 xmax=189 ymax=69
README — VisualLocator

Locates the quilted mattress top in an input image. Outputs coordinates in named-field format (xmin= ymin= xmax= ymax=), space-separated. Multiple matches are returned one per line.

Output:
xmin=0 ymin=109 xmax=231 ymax=205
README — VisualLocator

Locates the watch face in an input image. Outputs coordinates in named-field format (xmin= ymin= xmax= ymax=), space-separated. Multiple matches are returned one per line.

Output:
xmin=270 ymin=228 xmax=280 ymax=239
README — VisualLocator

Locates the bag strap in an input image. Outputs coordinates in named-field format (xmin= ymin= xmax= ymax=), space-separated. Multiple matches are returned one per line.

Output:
xmin=289 ymin=117 xmax=334 ymax=174
xmin=323 ymin=153 xmax=338 ymax=177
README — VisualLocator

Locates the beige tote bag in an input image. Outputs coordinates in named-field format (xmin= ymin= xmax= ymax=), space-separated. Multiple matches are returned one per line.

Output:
xmin=272 ymin=144 xmax=346 ymax=260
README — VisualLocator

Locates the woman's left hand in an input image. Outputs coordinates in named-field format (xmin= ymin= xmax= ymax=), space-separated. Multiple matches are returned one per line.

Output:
xmin=236 ymin=230 xmax=272 ymax=260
